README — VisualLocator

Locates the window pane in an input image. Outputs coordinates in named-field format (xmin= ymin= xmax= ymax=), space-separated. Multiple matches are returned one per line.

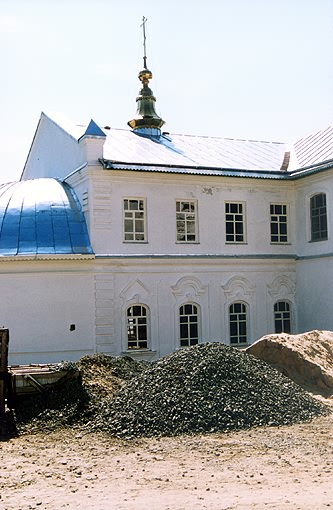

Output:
xmin=180 ymin=324 xmax=188 ymax=339
xmin=190 ymin=323 xmax=198 ymax=338
xmin=138 ymin=326 xmax=147 ymax=340
xmin=185 ymin=304 xmax=193 ymax=315
xmin=124 ymin=220 xmax=133 ymax=232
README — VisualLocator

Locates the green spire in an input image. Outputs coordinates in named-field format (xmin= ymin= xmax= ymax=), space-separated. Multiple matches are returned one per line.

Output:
xmin=127 ymin=17 xmax=165 ymax=134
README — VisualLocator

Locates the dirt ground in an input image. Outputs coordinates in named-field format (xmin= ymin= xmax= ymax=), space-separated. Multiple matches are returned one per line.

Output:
xmin=1 ymin=410 xmax=333 ymax=510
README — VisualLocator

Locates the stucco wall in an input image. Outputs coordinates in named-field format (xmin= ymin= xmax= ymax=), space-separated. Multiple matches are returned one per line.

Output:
xmin=82 ymin=170 xmax=296 ymax=258
xmin=296 ymin=257 xmax=333 ymax=333
xmin=94 ymin=257 xmax=296 ymax=359
xmin=1 ymin=260 xmax=95 ymax=365
xmin=22 ymin=113 xmax=85 ymax=181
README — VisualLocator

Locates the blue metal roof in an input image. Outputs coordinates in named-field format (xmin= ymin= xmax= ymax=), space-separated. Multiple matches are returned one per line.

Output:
xmin=0 ymin=179 xmax=93 ymax=256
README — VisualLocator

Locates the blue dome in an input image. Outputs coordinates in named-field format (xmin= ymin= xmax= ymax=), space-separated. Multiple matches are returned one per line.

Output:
xmin=0 ymin=178 xmax=93 ymax=256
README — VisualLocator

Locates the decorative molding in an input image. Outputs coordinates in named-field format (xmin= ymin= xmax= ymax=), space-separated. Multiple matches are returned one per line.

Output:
xmin=171 ymin=275 xmax=207 ymax=300
xmin=222 ymin=276 xmax=255 ymax=301
xmin=267 ymin=274 xmax=296 ymax=299
xmin=120 ymin=278 xmax=150 ymax=305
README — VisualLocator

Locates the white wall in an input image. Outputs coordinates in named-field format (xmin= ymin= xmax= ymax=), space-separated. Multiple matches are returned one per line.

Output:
xmin=296 ymin=258 xmax=333 ymax=332
xmin=295 ymin=169 xmax=333 ymax=257
xmin=22 ymin=113 xmax=85 ymax=181
xmin=0 ymin=260 xmax=95 ymax=365
xmin=81 ymin=170 xmax=296 ymax=258
xmin=96 ymin=257 xmax=296 ymax=359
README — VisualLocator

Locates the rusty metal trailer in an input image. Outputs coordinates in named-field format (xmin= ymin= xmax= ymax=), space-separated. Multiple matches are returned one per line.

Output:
xmin=1 ymin=328 xmax=79 ymax=406
xmin=8 ymin=363 xmax=79 ymax=397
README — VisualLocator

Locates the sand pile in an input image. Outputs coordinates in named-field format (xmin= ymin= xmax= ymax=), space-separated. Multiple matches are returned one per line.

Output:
xmin=246 ymin=330 xmax=333 ymax=396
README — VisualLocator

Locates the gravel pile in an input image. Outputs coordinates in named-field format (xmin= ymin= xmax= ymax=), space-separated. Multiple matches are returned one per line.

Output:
xmin=92 ymin=343 xmax=328 ymax=438
xmin=12 ymin=343 xmax=329 ymax=437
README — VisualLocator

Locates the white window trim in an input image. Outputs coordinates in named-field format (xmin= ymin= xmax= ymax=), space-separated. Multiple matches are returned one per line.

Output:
xmin=270 ymin=202 xmax=289 ymax=245
xmin=309 ymin=192 xmax=328 ymax=243
xmin=125 ymin=303 xmax=150 ymax=351
xmin=273 ymin=299 xmax=292 ymax=334
xmin=178 ymin=302 xmax=201 ymax=347
xmin=175 ymin=199 xmax=199 ymax=244
xmin=228 ymin=300 xmax=249 ymax=346
xmin=225 ymin=201 xmax=247 ymax=244
xmin=123 ymin=197 xmax=147 ymax=243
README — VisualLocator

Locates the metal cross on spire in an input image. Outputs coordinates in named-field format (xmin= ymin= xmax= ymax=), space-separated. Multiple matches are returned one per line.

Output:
xmin=141 ymin=16 xmax=148 ymax=69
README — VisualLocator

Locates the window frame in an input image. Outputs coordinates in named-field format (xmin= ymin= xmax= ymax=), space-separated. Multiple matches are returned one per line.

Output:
xmin=176 ymin=199 xmax=198 ymax=243
xmin=126 ymin=304 xmax=150 ymax=350
xmin=229 ymin=301 xmax=248 ymax=345
xmin=310 ymin=193 xmax=328 ymax=242
xmin=123 ymin=197 xmax=147 ymax=243
xmin=179 ymin=302 xmax=200 ymax=347
xmin=274 ymin=300 xmax=291 ymax=334
xmin=270 ymin=203 xmax=288 ymax=244
xmin=225 ymin=202 xmax=246 ymax=244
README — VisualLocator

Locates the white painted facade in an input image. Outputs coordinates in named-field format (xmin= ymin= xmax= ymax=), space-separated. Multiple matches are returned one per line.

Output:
xmin=2 ymin=112 xmax=333 ymax=364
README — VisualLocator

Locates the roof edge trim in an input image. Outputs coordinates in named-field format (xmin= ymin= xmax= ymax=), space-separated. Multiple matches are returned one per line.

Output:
xmin=99 ymin=158 xmax=288 ymax=178
xmin=0 ymin=254 xmax=95 ymax=262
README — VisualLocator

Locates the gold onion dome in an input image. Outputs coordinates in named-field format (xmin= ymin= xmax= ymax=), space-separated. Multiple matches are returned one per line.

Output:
xmin=127 ymin=66 xmax=165 ymax=132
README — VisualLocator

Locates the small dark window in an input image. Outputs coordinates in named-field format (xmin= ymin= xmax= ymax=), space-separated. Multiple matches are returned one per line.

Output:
xmin=225 ymin=203 xmax=245 ymax=243
xmin=127 ymin=305 xmax=148 ymax=349
xmin=310 ymin=193 xmax=327 ymax=242
xmin=274 ymin=301 xmax=291 ymax=333
xmin=270 ymin=204 xmax=288 ymax=243
xmin=179 ymin=303 xmax=199 ymax=346
xmin=229 ymin=302 xmax=247 ymax=344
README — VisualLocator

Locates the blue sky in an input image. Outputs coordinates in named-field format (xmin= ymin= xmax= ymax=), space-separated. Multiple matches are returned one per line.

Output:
xmin=1 ymin=0 xmax=332 ymax=183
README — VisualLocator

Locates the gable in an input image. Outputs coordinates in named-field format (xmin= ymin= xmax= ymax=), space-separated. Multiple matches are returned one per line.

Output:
xmin=21 ymin=112 xmax=86 ymax=181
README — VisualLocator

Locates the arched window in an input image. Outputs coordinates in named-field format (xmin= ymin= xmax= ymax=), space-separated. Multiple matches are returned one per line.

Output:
xmin=179 ymin=303 xmax=199 ymax=347
xmin=274 ymin=301 xmax=291 ymax=333
xmin=126 ymin=305 xmax=149 ymax=349
xmin=310 ymin=193 xmax=327 ymax=241
xmin=229 ymin=302 xmax=247 ymax=345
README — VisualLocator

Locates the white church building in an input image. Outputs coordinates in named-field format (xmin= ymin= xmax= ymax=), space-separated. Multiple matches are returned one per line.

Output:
xmin=1 ymin=56 xmax=333 ymax=365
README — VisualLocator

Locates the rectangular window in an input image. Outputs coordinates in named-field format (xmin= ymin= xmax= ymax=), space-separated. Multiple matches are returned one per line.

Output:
xmin=274 ymin=301 xmax=291 ymax=334
xmin=270 ymin=204 xmax=288 ymax=243
xmin=176 ymin=200 xmax=197 ymax=242
xmin=123 ymin=198 xmax=146 ymax=242
xmin=179 ymin=303 xmax=199 ymax=346
xmin=127 ymin=305 xmax=148 ymax=349
xmin=229 ymin=302 xmax=247 ymax=345
xmin=225 ymin=202 xmax=245 ymax=243
xmin=310 ymin=193 xmax=327 ymax=241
